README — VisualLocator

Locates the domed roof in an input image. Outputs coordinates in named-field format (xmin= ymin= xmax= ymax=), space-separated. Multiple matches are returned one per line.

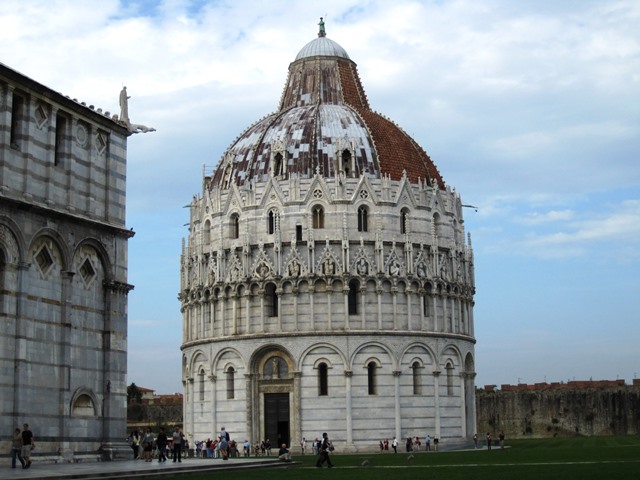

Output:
xmin=295 ymin=36 xmax=350 ymax=61
xmin=209 ymin=20 xmax=444 ymax=191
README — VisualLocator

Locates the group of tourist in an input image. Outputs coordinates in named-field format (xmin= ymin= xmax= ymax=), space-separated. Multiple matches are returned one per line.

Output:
xmin=127 ymin=426 xmax=186 ymax=462
xmin=10 ymin=423 xmax=35 ymax=469
xmin=379 ymin=434 xmax=438 ymax=453
xmin=476 ymin=431 xmax=505 ymax=450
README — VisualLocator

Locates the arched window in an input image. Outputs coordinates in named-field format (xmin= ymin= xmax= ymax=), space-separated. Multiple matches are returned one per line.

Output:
xmin=400 ymin=208 xmax=409 ymax=234
xmin=199 ymin=369 xmax=205 ymax=401
xmin=267 ymin=209 xmax=279 ymax=235
xmin=318 ymin=362 xmax=328 ymax=396
xmin=204 ymin=220 xmax=211 ymax=244
xmin=265 ymin=283 xmax=278 ymax=317
xmin=312 ymin=206 xmax=324 ymax=229
xmin=367 ymin=361 xmax=377 ymax=395
xmin=357 ymin=206 xmax=368 ymax=232
xmin=230 ymin=213 xmax=240 ymax=239
xmin=348 ymin=280 xmax=359 ymax=315
xmin=273 ymin=152 xmax=283 ymax=176
xmin=226 ymin=366 xmax=235 ymax=400
xmin=71 ymin=394 xmax=96 ymax=417
xmin=446 ymin=362 xmax=454 ymax=396
xmin=341 ymin=149 xmax=352 ymax=176
xmin=433 ymin=212 xmax=441 ymax=238
xmin=412 ymin=362 xmax=422 ymax=395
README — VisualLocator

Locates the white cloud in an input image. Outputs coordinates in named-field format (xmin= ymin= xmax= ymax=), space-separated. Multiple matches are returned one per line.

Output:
xmin=518 ymin=209 xmax=575 ymax=226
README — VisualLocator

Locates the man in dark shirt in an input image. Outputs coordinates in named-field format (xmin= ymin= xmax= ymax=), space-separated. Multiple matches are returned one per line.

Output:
xmin=315 ymin=432 xmax=334 ymax=468
xmin=21 ymin=423 xmax=35 ymax=469
xmin=156 ymin=427 xmax=168 ymax=462
xmin=278 ymin=443 xmax=292 ymax=462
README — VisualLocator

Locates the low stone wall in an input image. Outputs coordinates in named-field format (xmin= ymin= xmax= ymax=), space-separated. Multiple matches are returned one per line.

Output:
xmin=476 ymin=381 xmax=640 ymax=438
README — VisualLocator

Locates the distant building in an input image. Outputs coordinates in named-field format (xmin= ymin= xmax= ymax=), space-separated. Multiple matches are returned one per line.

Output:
xmin=180 ymin=22 xmax=476 ymax=451
xmin=126 ymin=387 xmax=184 ymax=432
xmin=0 ymin=63 xmax=134 ymax=462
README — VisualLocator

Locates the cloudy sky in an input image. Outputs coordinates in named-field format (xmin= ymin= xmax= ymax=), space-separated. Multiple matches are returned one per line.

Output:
xmin=3 ymin=0 xmax=638 ymax=393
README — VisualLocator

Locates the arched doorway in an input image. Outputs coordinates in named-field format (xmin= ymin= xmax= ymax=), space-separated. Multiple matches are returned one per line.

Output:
xmin=250 ymin=347 xmax=298 ymax=448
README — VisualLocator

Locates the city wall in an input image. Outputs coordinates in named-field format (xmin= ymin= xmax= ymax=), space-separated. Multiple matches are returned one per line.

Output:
xmin=476 ymin=380 xmax=640 ymax=438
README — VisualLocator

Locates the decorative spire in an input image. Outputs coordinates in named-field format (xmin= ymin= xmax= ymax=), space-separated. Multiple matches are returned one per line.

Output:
xmin=318 ymin=17 xmax=326 ymax=37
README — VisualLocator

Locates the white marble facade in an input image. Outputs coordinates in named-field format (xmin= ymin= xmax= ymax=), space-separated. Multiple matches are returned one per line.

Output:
xmin=0 ymin=64 xmax=133 ymax=463
xmin=180 ymin=24 xmax=476 ymax=452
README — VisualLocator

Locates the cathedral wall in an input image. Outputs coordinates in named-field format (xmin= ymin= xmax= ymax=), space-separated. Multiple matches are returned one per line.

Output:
xmin=1 ymin=65 xmax=132 ymax=464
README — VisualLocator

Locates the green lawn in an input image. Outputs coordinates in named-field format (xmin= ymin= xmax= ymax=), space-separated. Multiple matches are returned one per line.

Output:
xmin=159 ymin=436 xmax=640 ymax=480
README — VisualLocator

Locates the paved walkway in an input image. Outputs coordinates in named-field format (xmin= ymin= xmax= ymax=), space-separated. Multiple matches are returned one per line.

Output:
xmin=0 ymin=457 xmax=283 ymax=480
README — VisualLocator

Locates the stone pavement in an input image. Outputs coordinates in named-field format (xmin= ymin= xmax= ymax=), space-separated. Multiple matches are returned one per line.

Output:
xmin=0 ymin=457 xmax=284 ymax=480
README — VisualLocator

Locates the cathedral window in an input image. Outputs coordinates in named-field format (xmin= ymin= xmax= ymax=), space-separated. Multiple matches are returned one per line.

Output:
xmin=199 ymin=369 xmax=205 ymax=401
xmin=341 ymin=149 xmax=352 ymax=176
xmin=273 ymin=152 xmax=283 ymax=176
xmin=267 ymin=209 xmax=279 ymax=235
xmin=265 ymin=283 xmax=278 ymax=317
xmin=412 ymin=361 xmax=422 ymax=395
xmin=433 ymin=212 xmax=441 ymax=238
xmin=226 ymin=366 xmax=235 ymax=399
xmin=318 ymin=362 xmax=328 ymax=396
xmin=367 ymin=361 xmax=377 ymax=395
xmin=230 ymin=213 xmax=240 ymax=239
xmin=400 ymin=208 xmax=409 ymax=234
xmin=54 ymin=112 xmax=68 ymax=166
xmin=348 ymin=280 xmax=359 ymax=315
xmin=10 ymin=92 xmax=25 ymax=150
xmin=296 ymin=225 xmax=303 ymax=242
xmin=312 ymin=206 xmax=324 ymax=229
xmin=446 ymin=362 xmax=454 ymax=396
xmin=357 ymin=206 xmax=368 ymax=232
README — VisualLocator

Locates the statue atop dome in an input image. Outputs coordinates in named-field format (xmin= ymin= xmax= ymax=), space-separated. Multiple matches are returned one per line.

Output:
xmin=318 ymin=17 xmax=326 ymax=37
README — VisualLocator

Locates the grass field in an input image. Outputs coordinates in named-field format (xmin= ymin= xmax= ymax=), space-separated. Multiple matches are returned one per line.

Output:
xmin=158 ymin=436 xmax=640 ymax=480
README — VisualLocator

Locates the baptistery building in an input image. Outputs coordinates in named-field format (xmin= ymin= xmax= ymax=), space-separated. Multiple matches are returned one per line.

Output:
xmin=180 ymin=22 xmax=476 ymax=451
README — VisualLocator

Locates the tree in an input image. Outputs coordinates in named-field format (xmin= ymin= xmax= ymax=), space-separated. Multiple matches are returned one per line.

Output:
xmin=127 ymin=382 xmax=142 ymax=404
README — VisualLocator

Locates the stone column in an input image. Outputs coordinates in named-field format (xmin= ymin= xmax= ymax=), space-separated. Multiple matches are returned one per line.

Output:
xmin=101 ymin=280 xmax=133 ymax=460
xmin=391 ymin=287 xmax=398 ymax=330
xmin=376 ymin=286 xmax=382 ymax=329
xmin=293 ymin=372 xmax=302 ymax=447
xmin=406 ymin=287 xmax=413 ymax=330
xmin=209 ymin=374 xmax=217 ymax=439
xmin=459 ymin=373 xmax=466 ymax=438
xmin=345 ymin=370 xmax=353 ymax=446
xmin=360 ymin=286 xmax=366 ymax=330
xmin=393 ymin=370 xmax=402 ymax=440
xmin=292 ymin=286 xmax=299 ymax=331
xmin=244 ymin=292 xmax=251 ymax=334
xmin=59 ymin=271 xmax=74 ymax=459
xmin=433 ymin=370 xmax=441 ymax=438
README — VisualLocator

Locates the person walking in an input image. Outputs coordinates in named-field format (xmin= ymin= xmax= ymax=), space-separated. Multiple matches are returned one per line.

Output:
xmin=130 ymin=430 xmax=141 ymax=459
xmin=499 ymin=431 xmax=505 ymax=449
xmin=315 ymin=432 xmax=334 ymax=468
xmin=391 ymin=436 xmax=398 ymax=453
xmin=172 ymin=427 xmax=183 ymax=462
xmin=11 ymin=428 xmax=25 ymax=468
xmin=142 ymin=427 xmax=154 ymax=462
xmin=156 ymin=427 xmax=168 ymax=462
xmin=21 ymin=424 xmax=35 ymax=469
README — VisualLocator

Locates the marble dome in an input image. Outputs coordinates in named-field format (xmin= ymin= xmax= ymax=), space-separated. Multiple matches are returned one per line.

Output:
xmin=209 ymin=24 xmax=444 ymax=192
